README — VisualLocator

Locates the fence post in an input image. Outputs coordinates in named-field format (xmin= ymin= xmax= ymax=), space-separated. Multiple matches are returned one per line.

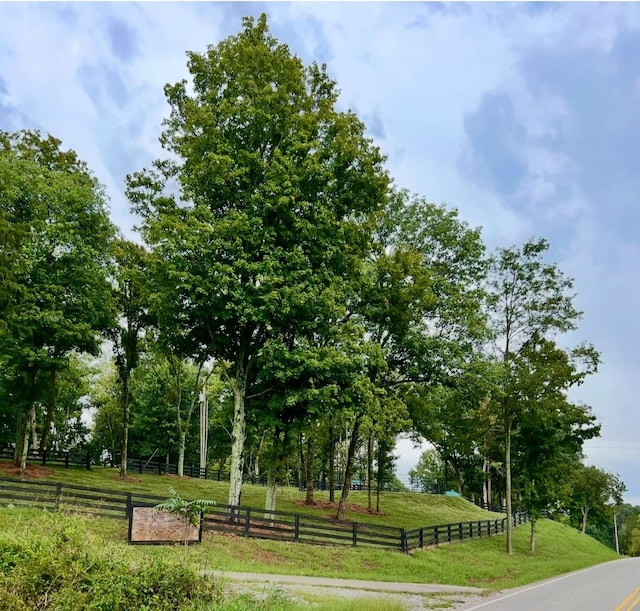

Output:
xmin=41 ymin=450 xmax=46 ymax=466
xmin=401 ymin=529 xmax=408 ymax=553
xmin=459 ymin=522 xmax=463 ymax=541
xmin=55 ymin=483 xmax=62 ymax=510
xmin=469 ymin=523 xmax=473 ymax=539
xmin=65 ymin=452 xmax=70 ymax=468
xmin=419 ymin=527 xmax=424 ymax=548
xmin=126 ymin=493 xmax=132 ymax=519
xmin=86 ymin=452 xmax=91 ymax=470
xmin=352 ymin=522 xmax=358 ymax=547
xmin=434 ymin=526 xmax=439 ymax=546
xmin=447 ymin=523 xmax=452 ymax=543
xmin=244 ymin=509 xmax=251 ymax=537
xmin=138 ymin=459 xmax=143 ymax=474
xmin=294 ymin=514 xmax=300 ymax=542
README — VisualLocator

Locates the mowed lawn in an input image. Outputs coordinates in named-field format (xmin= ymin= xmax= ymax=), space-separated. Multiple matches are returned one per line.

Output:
xmin=0 ymin=460 xmax=503 ymax=528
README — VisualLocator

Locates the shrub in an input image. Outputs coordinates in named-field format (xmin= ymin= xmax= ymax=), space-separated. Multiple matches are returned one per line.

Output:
xmin=0 ymin=511 xmax=220 ymax=610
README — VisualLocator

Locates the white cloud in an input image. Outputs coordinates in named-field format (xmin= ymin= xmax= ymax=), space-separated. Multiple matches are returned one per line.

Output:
xmin=1 ymin=1 xmax=639 ymax=503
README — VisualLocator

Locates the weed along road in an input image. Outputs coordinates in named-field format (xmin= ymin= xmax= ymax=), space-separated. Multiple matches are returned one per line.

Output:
xmin=458 ymin=558 xmax=640 ymax=610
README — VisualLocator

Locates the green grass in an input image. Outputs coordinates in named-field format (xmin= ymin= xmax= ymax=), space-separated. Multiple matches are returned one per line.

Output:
xmin=0 ymin=461 xmax=620 ymax=594
xmin=0 ymin=460 xmax=503 ymax=528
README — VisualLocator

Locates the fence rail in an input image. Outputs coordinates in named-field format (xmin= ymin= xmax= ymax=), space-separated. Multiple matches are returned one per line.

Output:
xmin=0 ymin=476 xmax=528 ymax=553
xmin=0 ymin=446 xmax=92 ymax=469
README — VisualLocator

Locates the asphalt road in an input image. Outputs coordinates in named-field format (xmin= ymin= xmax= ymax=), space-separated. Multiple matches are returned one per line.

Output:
xmin=457 ymin=558 xmax=640 ymax=611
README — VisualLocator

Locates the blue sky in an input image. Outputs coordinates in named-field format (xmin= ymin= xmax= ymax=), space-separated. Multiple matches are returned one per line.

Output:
xmin=1 ymin=2 xmax=639 ymax=503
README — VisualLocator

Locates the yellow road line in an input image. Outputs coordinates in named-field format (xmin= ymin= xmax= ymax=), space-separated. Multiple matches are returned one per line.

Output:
xmin=615 ymin=587 xmax=640 ymax=611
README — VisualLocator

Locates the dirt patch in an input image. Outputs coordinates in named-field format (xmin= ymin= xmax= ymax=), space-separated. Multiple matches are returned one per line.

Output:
xmin=296 ymin=499 xmax=388 ymax=517
xmin=0 ymin=463 xmax=54 ymax=479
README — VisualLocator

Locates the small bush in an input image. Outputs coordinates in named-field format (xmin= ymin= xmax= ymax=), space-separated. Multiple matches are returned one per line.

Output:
xmin=0 ymin=511 xmax=221 ymax=610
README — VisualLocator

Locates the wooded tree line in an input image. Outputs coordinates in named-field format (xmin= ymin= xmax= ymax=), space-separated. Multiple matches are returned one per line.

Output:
xmin=0 ymin=14 xmax=628 ymax=553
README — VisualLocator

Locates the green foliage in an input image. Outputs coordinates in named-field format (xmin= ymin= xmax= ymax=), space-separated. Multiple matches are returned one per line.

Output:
xmin=0 ymin=129 xmax=116 ymax=466
xmin=409 ymin=449 xmax=445 ymax=493
xmin=155 ymin=485 xmax=216 ymax=527
xmin=128 ymin=13 xmax=389 ymax=507
xmin=0 ymin=511 xmax=220 ymax=610
xmin=569 ymin=464 xmax=626 ymax=535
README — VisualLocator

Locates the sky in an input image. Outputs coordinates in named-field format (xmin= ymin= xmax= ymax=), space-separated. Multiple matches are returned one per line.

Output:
xmin=1 ymin=2 xmax=639 ymax=503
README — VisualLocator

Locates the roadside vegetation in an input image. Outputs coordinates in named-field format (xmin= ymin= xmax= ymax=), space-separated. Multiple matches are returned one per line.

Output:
xmin=0 ymin=503 xmax=618 ymax=610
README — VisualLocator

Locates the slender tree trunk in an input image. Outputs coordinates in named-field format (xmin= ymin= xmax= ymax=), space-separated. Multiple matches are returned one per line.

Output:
xmin=328 ymin=417 xmax=336 ymax=503
xmin=16 ymin=368 xmax=37 ymax=473
xmin=505 ymin=414 xmax=513 ymax=555
xmin=530 ymin=516 xmax=537 ymax=553
xmin=177 ymin=430 xmax=187 ymax=477
xmin=119 ymin=373 xmax=130 ymax=477
xmin=40 ymin=368 xmax=56 ymax=452
xmin=453 ymin=462 xmax=463 ymax=495
xmin=29 ymin=403 xmax=39 ymax=450
xmin=305 ymin=434 xmax=315 ymax=505
xmin=19 ymin=415 xmax=30 ymax=475
xmin=581 ymin=506 xmax=589 ymax=534
xmin=227 ymin=378 xmax=247 ymax=508
xmin=336 ymin=418 xmax=361 ymax=521
xmin=264 ymin=474 xmax=277 ymax=524
xmin=367 ymin=433 xmax=373 ymax=510
xmin=376 ymin=440 xmax=384 ymax=513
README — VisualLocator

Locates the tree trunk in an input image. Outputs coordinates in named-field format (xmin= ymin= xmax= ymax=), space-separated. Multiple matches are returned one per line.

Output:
xmin=227 ymin=378 xmax=247 ymax=508
xmin=453 ymin=461 xmax=463 ymax=495
xmin=264 ymin=474 xmax=277 ymax=524
xmin=375 ymin=439 xmax=386 ymax=513
xmin=15 ymin=368 xmax=37 ymax=473
xmin=40 ymin=368 xmax=56 ymax=452
xmin=19 ymin=415 xmax=30 ymax=475
xmin=505 ymin=414 xmax=513 ymax=555
xmin=177 ymin=430 xmax=187 ymax=477
xmin=29 ymin=403 xmax=39 ymax=451
xmin=119 ymin=372 xmax=130 ymax=477
xmin=328 ymin=417 xmax=336 ymax=503
xmin=305 ymin=434 xmax=315 ymax=505
xmin=581 ymin=506 xmax=589 ymax=534
xmin=336 ymin=418 xmax=361 ymax=520
xmin=530 ymin=516 xmax=537 ymax=553
xmin=367 ymin=433 xmax=373 ymax=510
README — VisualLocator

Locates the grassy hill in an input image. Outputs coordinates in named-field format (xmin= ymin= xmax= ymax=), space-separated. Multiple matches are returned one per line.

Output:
xmin=0 ymin=461 xmax=504 ymax=528
xmin=0 ymin=461 xmax=620 ymax=608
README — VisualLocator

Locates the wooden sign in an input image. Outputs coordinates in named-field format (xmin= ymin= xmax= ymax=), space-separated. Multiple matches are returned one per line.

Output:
xmin=128 ymin=506 xmax=202 ymax=545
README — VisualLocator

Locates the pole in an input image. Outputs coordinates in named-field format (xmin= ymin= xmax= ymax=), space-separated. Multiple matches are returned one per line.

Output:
xmin=199 ymin=386 xmax=208 ymax=472
xmin=614 ymin=512 xmax=620 ymax=555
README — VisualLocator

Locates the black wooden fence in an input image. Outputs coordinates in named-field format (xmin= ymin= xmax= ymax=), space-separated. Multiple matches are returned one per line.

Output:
xmin=0 ymin=476 xmax=528 ymax=553
xmin=0 ymin=446 xmax=92 ymax=469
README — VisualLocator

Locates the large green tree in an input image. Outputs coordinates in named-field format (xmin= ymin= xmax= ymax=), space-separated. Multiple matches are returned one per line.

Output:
xmin=485 ymin=237 xmax=598 ymax=554
xmin=0 ymin=130 xmax=116 ymax=472
xmin=110 ymin=239 xmax=150 ymax=477
xmin=512 ymin=340 xmax=600 ymax=551
xmin=128 ymin=14 xmax=388 ymax=507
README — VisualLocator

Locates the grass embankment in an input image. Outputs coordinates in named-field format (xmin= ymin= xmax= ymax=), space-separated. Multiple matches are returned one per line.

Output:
xmin=0 ymin=462 xmax=620 ymax=608
xmin=0 ymin=461 xmax=503 ymax=528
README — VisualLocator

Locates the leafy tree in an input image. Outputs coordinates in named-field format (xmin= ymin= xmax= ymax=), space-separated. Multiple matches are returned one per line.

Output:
xmin=569 ymin=465 xmax=626 ymax=535
xmin=409 ymin=448 xmax=445 ymax=494
xmin=110 ymin=239 xmax=150 ymax=477
xmin=485 ymin=237 xmax=596 ymax=554
xmin=511 ymin=339 xmax=600 ymax=552
xmin=128 ymin=14 xmax=388 ymax=507
xmin=0 ymin=130 xmax=116 ymax=472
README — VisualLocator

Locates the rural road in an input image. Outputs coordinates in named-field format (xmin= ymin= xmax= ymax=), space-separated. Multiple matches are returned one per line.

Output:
xmin=207 ymin=558 xmax=640 ymax=610
xmin=456 ymin=557 xmax=640 ymax=610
